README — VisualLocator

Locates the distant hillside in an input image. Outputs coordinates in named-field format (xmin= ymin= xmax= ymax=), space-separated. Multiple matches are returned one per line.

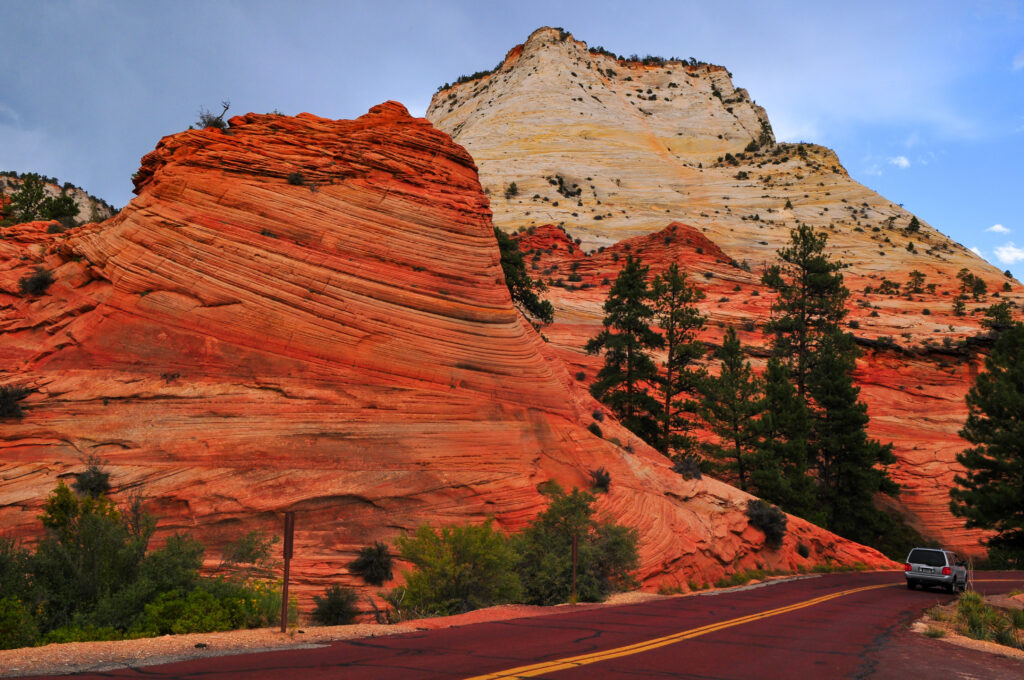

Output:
xmin=1 ymin=170 xmax=117 ymax=226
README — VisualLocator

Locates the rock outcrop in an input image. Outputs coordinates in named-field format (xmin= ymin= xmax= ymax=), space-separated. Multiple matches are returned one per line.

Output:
xmin=1 ymin=171 xmax=117 ymax=225
xmin=0 ymin=104 xmax=892 ymax=605
xmin=428 ymin=27 xmax=1023 ymax=555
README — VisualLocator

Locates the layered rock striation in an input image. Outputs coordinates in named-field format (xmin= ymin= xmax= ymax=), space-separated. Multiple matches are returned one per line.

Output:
xmin=428 ymin=27 xmax=1023 ymax=555
xmin=0 ymin=104 xmax=891 ymax=603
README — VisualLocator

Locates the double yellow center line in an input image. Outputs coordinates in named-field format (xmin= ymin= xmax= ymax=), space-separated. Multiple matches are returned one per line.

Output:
xmin=465 ymin=583 xmax=894 ymax=679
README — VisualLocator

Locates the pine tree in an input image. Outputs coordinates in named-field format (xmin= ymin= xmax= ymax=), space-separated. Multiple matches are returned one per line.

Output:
xmin=750 ymin=358 xmax=818 ymax=521
xmin=950 ymin=323 xmax=1024 ymax=566
xmin=494 ymin=228 xmax=553 ymax=324
xmin=759 ymin=226 xmax=898 ymax=540
xmin=762 ymin=224 xmax=848 ymax=395
xmin=699 ymin=326 xmax=762 ymax=491
xmin=6 ymin=173 xmax=47 ymax=224
xmin=586 ymin=255 xmax=663 ymax=445
xmin=650 ymin=264 xmax=705 ymax=457
xmin=807 ymin=330 xmax=899 ymax=544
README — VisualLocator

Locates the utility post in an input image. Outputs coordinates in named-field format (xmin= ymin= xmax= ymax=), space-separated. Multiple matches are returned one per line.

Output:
xmin=281 ymin=511 xmax=295 ymax=633
xmin=571 ymin=532 xmax=578 ymax=604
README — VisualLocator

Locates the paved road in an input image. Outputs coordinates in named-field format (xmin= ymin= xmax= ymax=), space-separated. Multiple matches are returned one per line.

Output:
xmin=25 ymin=571 xmax=1024 ymax=679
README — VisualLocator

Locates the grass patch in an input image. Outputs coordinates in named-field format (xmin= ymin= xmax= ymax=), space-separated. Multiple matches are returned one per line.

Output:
xmin=953 ymin=591 xmax=1023 ymax=649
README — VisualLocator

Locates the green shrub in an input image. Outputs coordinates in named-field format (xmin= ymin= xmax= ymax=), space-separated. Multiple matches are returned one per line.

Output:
xmin=93 ymin=531 xmax=203 ymax=623
xmin=587 ymin=422 xmax=603 ymax=438
xmin=43 ymin=623 xmax=121 ymax=644
xmin=589 ymin=467 xmax=610 ymax=492
xmin=389 ymin=519 xmax=520 ymax=618
xmin=196 ymin=102 xmax=230 ymax=130
xmin=312 ymin=585 xmax=359 ymax=626
xmin=0 ymin=597 xmax=38 ymax=650
xmin=672 ymin=455 xmax=703 ymax=480
xmin=18 ymin=266 xmax=54 ymax=296
xmin=133 ymin=588 xmax=228 ymax=636
xmin=349 ymin=541 xmax=393 ymax=586
xmin=30 ymin=483 xmax=153 ymax=632
xmin=956 ymin=591 xmax=1006 ymax=642
xmin=0 ymin=539 xmax=30 ymax=602
xmin=1010 ymin=607 xmax=1024 ymax=630
xmin=513 ymin=484 xmax=638 ymax=606
xmin=0 ymin=385 xmax=31 ymax=419
xmin=746 ymin=500 xmax=787 ymax=549
xmin=797 ymin=542 xmax=810 ymax=558
xmin=286 ymin=172 xmax=306 ymax=186
xmin=217 ymin=530 xmax=279 ymax=581
xmin=73 ymin=454 xmax=111 ymax=498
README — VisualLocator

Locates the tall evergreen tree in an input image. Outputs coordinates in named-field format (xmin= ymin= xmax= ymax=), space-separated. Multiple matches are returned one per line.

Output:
xmin=698 ymin=326 xmax=762 ymax=491
xmin=762 ymin=224 xmax=848 ymax=395
xmin=950 ymin=323 xmax=1024 ymax=566
xmin=494 ymin=227 xmax=553 ymax=324
xmin=650 ymin=264 xmax=705 ymax=457
xmin=586 ymin=255 xmax=663 ymax=445
xmin=807 ymin=330 xmax=899 ymax=544
xmin=750 ymin=358 xmax=817 ymax=521
xmin=759 ymin=226 xmax=898 ymax=541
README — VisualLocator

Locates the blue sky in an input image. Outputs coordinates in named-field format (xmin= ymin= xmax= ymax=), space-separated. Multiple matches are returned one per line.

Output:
xmin=2 ymin=1 xmax=1022 ymax=276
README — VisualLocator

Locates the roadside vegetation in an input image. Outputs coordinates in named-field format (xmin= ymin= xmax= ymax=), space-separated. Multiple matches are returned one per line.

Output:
xmin=924 ymin=591 xmax=1023 ymax=651
xmin=384 ymin=483 xmax=638 ymax=620
xmin=0 ymin=463 xmax=295 ymax=650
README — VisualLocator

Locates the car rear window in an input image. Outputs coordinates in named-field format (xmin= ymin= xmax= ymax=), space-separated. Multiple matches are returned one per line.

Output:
xmin=908 ymin=549 xmax=946 ymax=566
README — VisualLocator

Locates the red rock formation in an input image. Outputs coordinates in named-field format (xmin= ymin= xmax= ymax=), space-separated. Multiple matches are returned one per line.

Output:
xmin=0 ymin=105 xmax=892 ymax=608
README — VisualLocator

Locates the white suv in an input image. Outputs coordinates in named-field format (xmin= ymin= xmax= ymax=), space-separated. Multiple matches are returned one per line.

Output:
xmin=904 ymin=548 xmax=967 ymax=593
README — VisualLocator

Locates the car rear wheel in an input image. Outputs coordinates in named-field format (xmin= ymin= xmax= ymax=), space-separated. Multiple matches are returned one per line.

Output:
xmin=946 ymin=580 xmax=956 ymax=594
xmin=906 ymin=580 xmax=916 ymax=590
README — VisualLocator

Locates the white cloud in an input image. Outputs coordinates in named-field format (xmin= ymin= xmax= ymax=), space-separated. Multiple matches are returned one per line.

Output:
xmin=970 ymin=246 xmax=983 ymax=257
xmin=986 ymin=224 xmax=1010 ymax=234
xmin=864 ymin=164 xmax=882 ymax=176
xmin=1014 ymin=51 xmax=1024 ymax=71
xmin=889 ymin=155 xmax=911 ymax=169
xmin=994 ymin=242 xmax=1024 ymax=265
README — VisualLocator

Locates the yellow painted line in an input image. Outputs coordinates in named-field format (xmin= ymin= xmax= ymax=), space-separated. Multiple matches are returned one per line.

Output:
xmin=464 ymin=583 xmax=894 ymax=680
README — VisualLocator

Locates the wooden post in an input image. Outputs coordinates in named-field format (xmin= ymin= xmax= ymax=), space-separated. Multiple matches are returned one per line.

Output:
xmin=571 ymin=532 xmax=578 ymax=604
xmin=281 ymin=511 xmax=295 ymax=633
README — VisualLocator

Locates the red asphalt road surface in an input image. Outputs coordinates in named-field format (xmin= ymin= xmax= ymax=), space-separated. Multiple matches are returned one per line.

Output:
xmin=21 ymin=571 xmax=1024 ymax=679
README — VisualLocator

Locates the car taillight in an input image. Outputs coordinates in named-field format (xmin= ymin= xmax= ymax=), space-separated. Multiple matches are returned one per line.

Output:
xmin=905 ymin=563 xmax=912 ymax=571
xmin=942 ymin=566 xmax=951 ymax=576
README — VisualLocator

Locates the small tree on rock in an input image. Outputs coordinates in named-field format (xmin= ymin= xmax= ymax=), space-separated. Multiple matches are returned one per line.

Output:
xmin=495 ymin=228 xmax=553 ymax=325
